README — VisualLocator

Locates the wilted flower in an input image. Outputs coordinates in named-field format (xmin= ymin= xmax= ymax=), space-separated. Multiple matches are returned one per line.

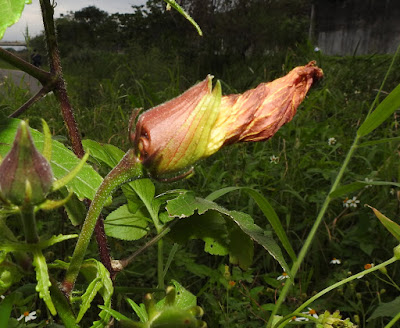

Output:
xmin=131 ymin=62 xmax=323 ymax=177
xmin=0 ymin=121 xmax=53 ymax=206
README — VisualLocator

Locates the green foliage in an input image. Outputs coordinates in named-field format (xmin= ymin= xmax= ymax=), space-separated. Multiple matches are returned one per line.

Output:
xmin=0 ymin=0 xmax=31 ymax=39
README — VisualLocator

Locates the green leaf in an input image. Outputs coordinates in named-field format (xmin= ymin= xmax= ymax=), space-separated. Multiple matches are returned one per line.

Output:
xmin=97 ymin=305 xmax=135 ymax=323
xmin=0 ymin=292 xmax=23 ymax=325
xmin=329 ymin=182 xmax=365 ymax=198
xmin=126 ymin=298 xmax=148 ymax=323
xmin=367 ymin=205 xmax=400 ymax=242
xmin=156 ymin=280 xmax=196 ymax=310
xmin=82 ymin=139 xmax=125 ymax=168
xmin=368 ymin=296 xmax=400 ymax=320
xmin=0 ymin=0 xmax=31 ymax=39
xmin=79 ymin=259 xmax=114 ymax=328
xmin=76 ymin=277 xmax=103 ymax=322
xmin=32 ymin=248 xmax=56 ymax=315
xmin=104 ymin=205 xmax=149 ymax=241
xmin=0 ymin=118 xmax=104 ymax=201
xmin=163 ymin=1 xmax=202 ymax=36
xmin=207 ymin=187 xmax=296 ymax=262
xmin=358 ymin=136 xmax=400 ymax=147
xmin=167 ymin=193 xmax=289 ymax=273
xmin=226 ymin=222 xmax=254 ymax=269
xmin=49 ymin=278 xmax=79 ymax=327
xmin=357 ymin=83 xmax=400 ymax=137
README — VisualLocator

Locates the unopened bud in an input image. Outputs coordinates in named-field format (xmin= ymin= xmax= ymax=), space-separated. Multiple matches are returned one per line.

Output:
xmin=0 ymin=121 xmax=53 ymax=206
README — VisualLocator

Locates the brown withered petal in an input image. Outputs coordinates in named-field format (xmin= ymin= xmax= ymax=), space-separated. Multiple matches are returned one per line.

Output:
xmin=205 ymin=61 xmax=323 ymax=155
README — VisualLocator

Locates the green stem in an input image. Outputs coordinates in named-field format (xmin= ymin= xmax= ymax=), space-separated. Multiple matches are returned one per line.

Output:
xmin=274 ymin=257 xmax=397 ymax=328
xmin=267 ymin=135 xmax=360 ymax=327
xmin=19 ymin=204 xmax=39 ymax=244
xmin=158 ymin=239 xmax=165 ymax=290
xmin=385 ymin=309 xmax=400 ymax=328
xmin=62 ymin=149 xmax=143 ymax=295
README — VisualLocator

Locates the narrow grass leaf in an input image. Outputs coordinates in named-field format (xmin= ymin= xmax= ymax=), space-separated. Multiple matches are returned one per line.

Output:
xmin=367 ymin=205 xmax=400 ymax=242
xmin=329 ymin=182 xmax=365 ymax=198
xmin=163 ymin=0 xmax=203 ymax=36
xmin=357 ymin=83 xmax=400 ymax=137
xmin=358 ymin=136 xmax=400 ymax=147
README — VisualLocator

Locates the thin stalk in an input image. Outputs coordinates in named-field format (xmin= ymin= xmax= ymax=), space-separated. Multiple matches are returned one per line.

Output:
xmin=274 ymin=257 xmax=398 ymax=328
xmin=113 ymin=221 xmax=177 ymax=271
xmin=20 ymin=204 xmax=39 ymax=244
xmin=158 ymin=239 xmax=165 ymax=290
xmin=0 ymin=47 xmax=53 ymax=85
xmin=385 ymin=310 xmax=400 ymax=328
xmin=267 ymin=135 xmax=360 ymax=327
xmin=62 ymin=149 xmax=143 ymax=296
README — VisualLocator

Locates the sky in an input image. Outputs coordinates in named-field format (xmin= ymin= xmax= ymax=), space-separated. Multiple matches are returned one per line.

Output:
xmin=2 ymin=0 xmax=147 ymax=41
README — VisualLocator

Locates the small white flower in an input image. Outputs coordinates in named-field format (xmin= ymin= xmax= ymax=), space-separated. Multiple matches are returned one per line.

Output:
xmin=277 ymin=272 xmax=289 ymax=280
xmin=354 ymin=90 xmax=361 ymax=94
xmin=390 ymin=188 xmax=396 ymax=195
xmin=17 ymin=311 xmax=37 ymax=322
xmin=347 ymin=196 xmax=360 ymax=208
xmin=289 ymin=316 xmax=309 ymax=322
xmin=314 ymin=46 xmax=320 ymax=52
xmin=343 ymin=197 xmax=350 ymax=208
xmin=328 ymin=137 xmax=337 ymax=146
xmin=270 ymin=155 xmax=279 ymax=164
xmin=357 ymin=263 xmax=375 ymax=279
xmin=330 ymin=258 xmax=341 ymax=265
xmin=364 ymin=178 xmax=373 ymax=188
xmin=302 ymin=307 xmax=318 ymax=319
xmin=0 ymin=295 xmax=5 ymax=300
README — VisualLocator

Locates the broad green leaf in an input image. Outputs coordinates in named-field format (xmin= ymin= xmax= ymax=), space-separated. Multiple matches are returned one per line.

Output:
xmin=124 ymin=179 xmax=158 ymax=221
xmin=226 ymin=222 xmax=254 ymax=269
xmin=207 ymin=187 xmax=296 ymax=262
xmin=0 ymin=0 xmax=31 ymax=40
xmin=0 ymin=262 xmax=23 ymax=294
xmin=156 ymin=280 xmax=196 ymax=310
xmin=0 ymin=118 xmax=104 ymax=201
xmin=104 ymin=205 xmax=149 ymax=241
xmin=32 ymin=248 xmax=56 ymax=315
xmin=357 ymin=83 xmax=400 ymax=137
xmin=0 ymin=292 xmax=23 ymax=325
xmin=368 ymin=296 xmax=400 ymax=320
xmin=80 ymin=259 xmax=114 ymax=328
xmin=167 ymin=193 xmax=289 ymax=273
xmin=82 ymin=139 xmax=125 ymax=168
xmin=367 ymin=205 xmax=400 ymax=241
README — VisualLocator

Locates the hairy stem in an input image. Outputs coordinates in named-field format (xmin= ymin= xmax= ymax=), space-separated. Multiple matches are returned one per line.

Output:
xmin=20 ymin=204 xmax=39 ymax=244
xmin=62 ymin=149 xmax=143 ymax=296
xmin=0 ymin=47 xmax=53 ymax=85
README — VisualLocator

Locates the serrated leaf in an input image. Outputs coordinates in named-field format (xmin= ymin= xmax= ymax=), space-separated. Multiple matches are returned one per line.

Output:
xmin=368 ymin=296 xmax=400 ymax=320
xmin=0 ymin=118 xmax=104 ymax=201
xmin=357 ymin=83 xmax=400 ymax=137
xmin=207 ymin=187 xmax=296 ymax=262
xmin=167 ymin=193 xmax=289 ymax=273
xmin=76 ymin=277 xmax=103 ymax=322
xmin=79 ymin=259 xmax=114 ymax=328
xmin=104 ymin=205 xmax=149 ymax=241
xmin=367 ymin=205 xmax=400 ymax=242
xmin=0 ymin=0 xmax=31 ymax=40
xmin=82 ymin=139 xmax=125 ymax=168
xmin=32 ymin=248 xmax=56 ymax=315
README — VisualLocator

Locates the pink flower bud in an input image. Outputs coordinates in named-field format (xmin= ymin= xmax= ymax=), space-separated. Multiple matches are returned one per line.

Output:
xmin=0 ymin=121 xmax=54 ymax=205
